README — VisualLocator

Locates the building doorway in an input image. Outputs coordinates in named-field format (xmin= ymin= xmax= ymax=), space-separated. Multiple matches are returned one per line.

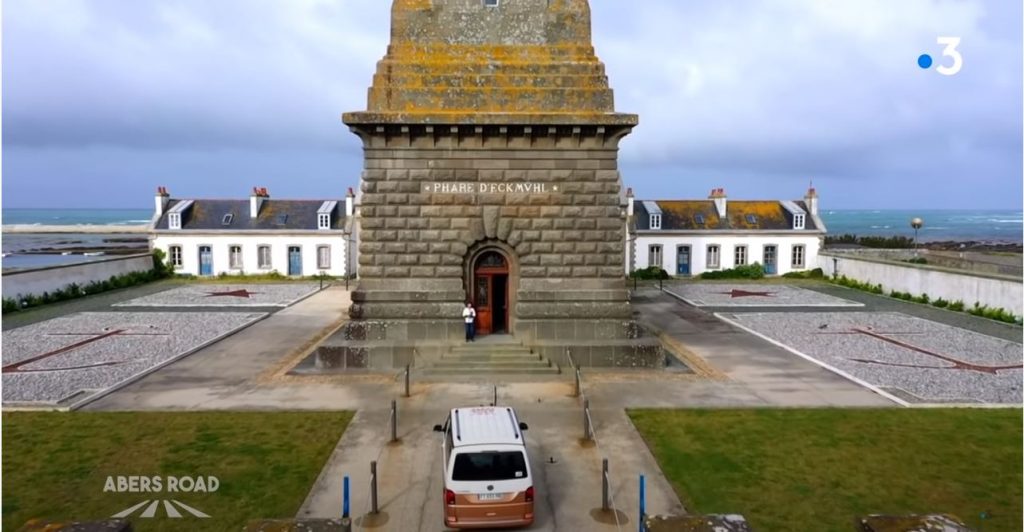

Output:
xmin=763 ymin=245 xmax=777 ymax=275
xmin=198 ymin=246 xmax=213 ymax=276
xmin=472 ymin=250 xmax=509 ymax=335
xmin=676 ymin=245 xmax=691 ymax=276
xmin=288 ymin=246 xmax=302 ymax=276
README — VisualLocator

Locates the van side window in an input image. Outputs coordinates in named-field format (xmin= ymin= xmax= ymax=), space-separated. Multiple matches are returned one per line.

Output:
xmin=445 ymin=428 xmax=454 ymax=461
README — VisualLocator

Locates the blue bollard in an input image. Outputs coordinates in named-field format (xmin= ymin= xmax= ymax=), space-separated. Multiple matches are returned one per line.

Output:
xmin=638 ymin=474 xmax=646 ymax=532
xmin=343 ymin=475 xmax=350 ymax=518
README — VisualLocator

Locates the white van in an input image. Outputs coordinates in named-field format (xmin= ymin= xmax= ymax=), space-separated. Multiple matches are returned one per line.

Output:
xmin=433 ymin=406 xmax=534 ymax=529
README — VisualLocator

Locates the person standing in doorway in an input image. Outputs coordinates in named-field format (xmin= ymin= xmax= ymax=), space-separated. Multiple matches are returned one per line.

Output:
xmin=463 ymin=301 xmax=477 ymax=342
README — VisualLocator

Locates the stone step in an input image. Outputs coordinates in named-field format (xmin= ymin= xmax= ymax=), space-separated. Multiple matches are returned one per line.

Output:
xmin=441 ymin=353 xmax=542 ymax=362
xmin=449 ymin=343 xmax=528 ymax=352
xmin=446 ymin=348 xmax=536 ymax=357
xmin=422 ymin=366 xmax=561 ymax=376
xmin=430 ymin=360 xmax=552 ymax=370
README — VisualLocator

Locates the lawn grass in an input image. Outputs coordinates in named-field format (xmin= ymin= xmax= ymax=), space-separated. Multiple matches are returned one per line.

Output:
xmin=630 ymin=408 xmax=1022 ymax=532
xmin=2 ymin=411 xmax=352 ymax=531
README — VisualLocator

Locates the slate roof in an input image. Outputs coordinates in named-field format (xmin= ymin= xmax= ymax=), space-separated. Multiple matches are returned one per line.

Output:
xmin=634 ymin=200 xmax=822 ymax=231
xmin=153 ymin=199 xmax=346 ymax=231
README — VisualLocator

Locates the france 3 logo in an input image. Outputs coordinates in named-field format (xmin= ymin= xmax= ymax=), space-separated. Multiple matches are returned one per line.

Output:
xmin=918 ymin=37 xmax=962 ymax=76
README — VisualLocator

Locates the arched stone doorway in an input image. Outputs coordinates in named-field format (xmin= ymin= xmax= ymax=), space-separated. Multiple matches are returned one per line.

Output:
xmin=467 ymin=245 xmax=515 ymax=336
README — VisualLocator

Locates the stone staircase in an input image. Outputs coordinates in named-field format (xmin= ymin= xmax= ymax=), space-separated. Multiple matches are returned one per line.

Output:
xmin=423 ymin=336 xmax=559 ymax=376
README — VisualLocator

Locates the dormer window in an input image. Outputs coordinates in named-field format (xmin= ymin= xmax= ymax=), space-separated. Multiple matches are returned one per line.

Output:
xmin=794 ymin=213 xmax=805 ymax=230
xmin=165 ymin=199 xmax=192 ymax=231
xmin=650 ymin=214 xmax=662 ymax=230
xmin=317 ymin=200 xmax=337 ymax=230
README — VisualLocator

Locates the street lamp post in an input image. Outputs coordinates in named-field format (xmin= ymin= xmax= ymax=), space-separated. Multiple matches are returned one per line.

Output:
xmin=910 ymin=217 xmax=924 ymax=254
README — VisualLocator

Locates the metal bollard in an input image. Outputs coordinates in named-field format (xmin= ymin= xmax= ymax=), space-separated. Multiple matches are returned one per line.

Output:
xmin=583 ymin=398 xmax=591 ymax=441
xmin=601 ymin=458 xmax=609 ymax=511
xmin=341 ymin=475 xmax=352 ymax=532
xmin=404 ymin=365 xmax=410 ymax=398
xmin=370 ymin=461 xmax=379 ymax=514
xmin=492 ymin=385 xmax=498 ymax=407
xmin=342 ymin=475 xmax=350 ymax=518
xmin=639 ymin=474 xmax=646 ymax=532
xmin=574 ymin=368 xmax=581 ymax=397
xmin=390 ymin=400 xmax=397 ymax=443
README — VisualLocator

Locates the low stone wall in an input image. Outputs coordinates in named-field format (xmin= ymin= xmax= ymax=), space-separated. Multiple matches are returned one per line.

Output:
xmin=820 ymin=251 xmax=1023 ymax=315
xmin=2 ymin=254 xmax=154 ymax=300
xmin=830 ymin=248 xmax=1022 ymax=278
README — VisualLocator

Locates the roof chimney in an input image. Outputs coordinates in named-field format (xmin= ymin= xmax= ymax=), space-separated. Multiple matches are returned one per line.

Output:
xmin=345 ymin=187 xmax=355 ymax=217
xmin=709 ymin=187 xmax=727 ymax=217
xmin=155 ymin=186 xmax=170 ymax=217
xmin=626 ymin=187 xmax=634 ymax=216
xmin=804 ymin=184 xmax=819 ymax=216
xmin=250 ymin=187 xmax=268 ymax=218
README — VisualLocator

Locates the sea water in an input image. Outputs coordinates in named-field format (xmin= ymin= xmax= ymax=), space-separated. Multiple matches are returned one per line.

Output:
xmin=821 ymin=209 xmax=1023 ymax=242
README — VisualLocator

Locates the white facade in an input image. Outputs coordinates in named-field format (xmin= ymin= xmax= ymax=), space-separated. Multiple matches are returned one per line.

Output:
xmin=152 ymin=234 xmax=351 ymax=277
xmin=632 ymin=233 xmax=823 ymax=276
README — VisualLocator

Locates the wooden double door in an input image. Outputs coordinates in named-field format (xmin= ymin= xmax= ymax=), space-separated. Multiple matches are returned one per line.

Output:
xmin=472 ymin=251 xmax=509 ymax=335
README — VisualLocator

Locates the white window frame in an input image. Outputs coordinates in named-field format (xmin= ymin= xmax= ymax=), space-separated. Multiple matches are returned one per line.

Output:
xmin=168 ymin=245 xmax=183 ymax=269
xmin=794 ymin=213 xmax=805 ymax=230
xmin=318 ymin=213 xmax=331 ymax=230
xmin=734 ymin=245 xmax=747 ymax=266
xmin=168 ymin=213 xmax=181 ymax=230
xmin=792 ymin=244 xmax=806 ymax=269
xmin=229 ymin=245 xmax=244 ymax=270
xmin=258 ymin=245 xmax=272 ymax=270
xmin=650 ymin=214 xmax=662 ymax=230
xmin=648 ymin=244 xmax=663 ymax=268
xmin=706 ymin=244 xmax=720 ymax=269
xmin=317 ymin=245 xmax=331 ymax=270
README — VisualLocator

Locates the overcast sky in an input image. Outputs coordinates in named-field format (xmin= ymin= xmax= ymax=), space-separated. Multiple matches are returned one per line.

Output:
xmin=3 ymin=0 xmax=1021 ymax=209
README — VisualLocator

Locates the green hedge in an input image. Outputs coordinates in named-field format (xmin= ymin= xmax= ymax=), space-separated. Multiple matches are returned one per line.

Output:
xmin=781 ymin=268 xmax=825 ymax=279
xmin=2 ymin=251 xmax=172 ymax=314
xmin=832 ymin=275 xmax=884 ymax=294
xmin=701 ymin=263 xmax=765 ymax=280
xmin=629 ymin=266 xmax=669 ymax=280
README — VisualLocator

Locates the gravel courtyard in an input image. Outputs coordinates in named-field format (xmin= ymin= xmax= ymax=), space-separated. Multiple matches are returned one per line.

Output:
xmin=113 ymin=283 xmax=319 ymax=307
xmin=2 ymin=311 xmax=266 ymax=406
xmin=722 ymin=311 xmax=1023 ymax=404
xmin=667 ymin=283 xmax=864 ymax=307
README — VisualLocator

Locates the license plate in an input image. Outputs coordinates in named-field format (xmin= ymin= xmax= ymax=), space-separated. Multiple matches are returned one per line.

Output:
xmin=477 ymin=492 xmax=506 ymax=501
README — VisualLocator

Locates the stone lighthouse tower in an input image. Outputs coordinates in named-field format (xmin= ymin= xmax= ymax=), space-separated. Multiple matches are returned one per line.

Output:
xmin=322 ymin=0 xmax=661 ymax=368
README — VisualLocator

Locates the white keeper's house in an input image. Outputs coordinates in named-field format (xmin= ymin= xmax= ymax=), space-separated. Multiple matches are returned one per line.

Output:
xmin=149 ymin=187 xmax=356 ymax=277
xmin=627 ymin=186 xmax=826 ymax=276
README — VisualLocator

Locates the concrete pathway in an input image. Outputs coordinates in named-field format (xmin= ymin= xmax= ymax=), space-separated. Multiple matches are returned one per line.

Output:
xmin=620 ymin=288 xmax=895 ymax=408
xmin=85 ymin=285 xmax=376 ymax=411
xmin=298 ymin=382 xmax=683 ymax=531
xmin=80 ymin=283 xmax=905 ymax=531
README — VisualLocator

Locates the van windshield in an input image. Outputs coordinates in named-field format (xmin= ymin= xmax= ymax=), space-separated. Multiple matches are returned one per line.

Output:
xmin=452 ymin=451 xmax=528 ymax=481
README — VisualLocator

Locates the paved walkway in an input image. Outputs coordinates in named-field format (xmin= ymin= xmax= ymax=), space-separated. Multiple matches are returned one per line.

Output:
xmin=299 ymin=382 xmax=682 ymax=531
xmin=85 ymin=285 xmax=380 ymax=411
xmin=81 ymin=283 xmax=910 ymax=530
xmin=607 ymin=289 xmax=894 ymax=408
